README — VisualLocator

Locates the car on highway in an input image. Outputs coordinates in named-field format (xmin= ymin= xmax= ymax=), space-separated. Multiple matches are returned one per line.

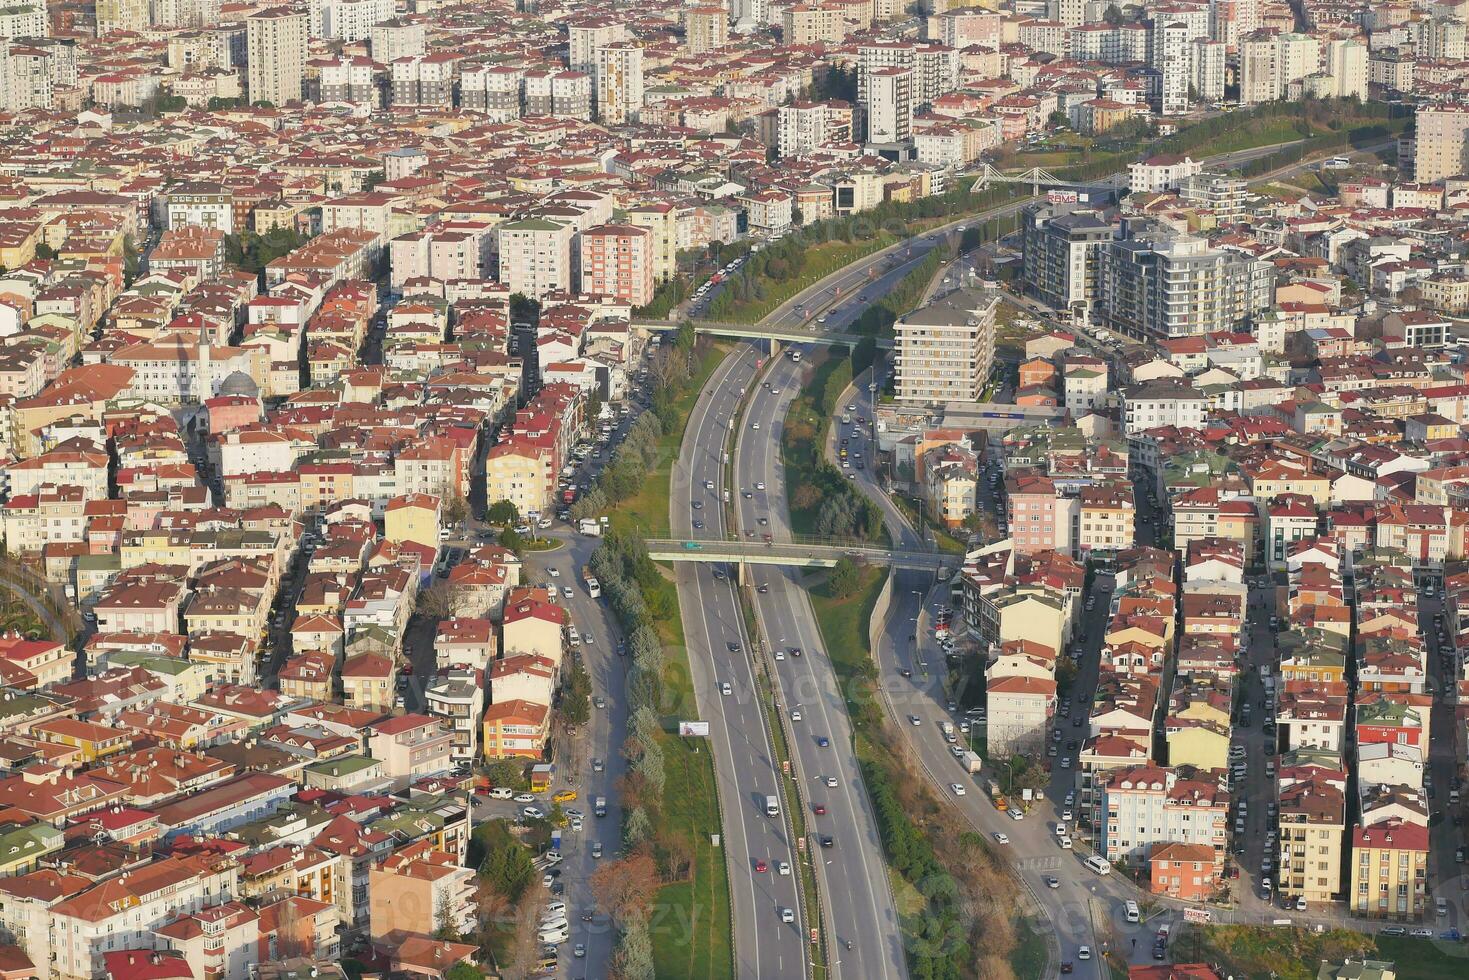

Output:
xmin=817 ymin=736 xmax=829 ymax=747
xmin=791 ymin=707 xmax=802 ymax=722
xmin=813 ymin=804 xmax=826 ymax=815
xmin=720 ymin=682 xmax=732 ymax=696
xmin=1078 ymin=947 xmax=1092 ymax=961
xmin=755 ymin=860 xmax=767 ymax=873
xmin=950 ymin=783 xmax=966 ymax=796
xmin=819 ymin=835 xmax=834 ymax=848
xmin=780 ymin=907 xmax=795 ymax=923
xmin=778 ymin=861 xmax=791 ymax=875
xmin=993 ymin=833 xmax=1010 ymax=845
xmin=1045 ymin=876 xmax=1060 ymax=889
xmin=824 ymin=775 xmax=838 ymax=787
xmin=909 ymin=715 xmax=921 ymax=726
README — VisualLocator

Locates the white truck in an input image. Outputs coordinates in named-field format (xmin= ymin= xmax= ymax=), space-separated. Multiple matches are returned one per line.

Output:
xmin=960 ymin=750 xmax=982 ymax=774
xmin=578 ymin=518 xmax=602 ymax=536
xmin=765 ymin=795 xmax=780 ymax=817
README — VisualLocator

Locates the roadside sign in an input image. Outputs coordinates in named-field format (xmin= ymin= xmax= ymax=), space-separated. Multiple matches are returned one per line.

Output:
xmin=782 ymin=760 xmax=791 ymax=775
xmin=678 ymin=721 xmax=710 ymax=737
xmin=1183 ymin=908 xmax=1212 ymax=924
xmin=810 ymin=929 xmax=818 ymax=944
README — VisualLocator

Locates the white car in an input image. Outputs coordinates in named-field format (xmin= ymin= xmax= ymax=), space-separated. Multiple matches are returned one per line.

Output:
xmin=950 ymin=783 xmax=966 ymax=797
xmin=1009 ymin=807 xmax=1024 ymax=821
xmin=791 ymin=708 xmax=802 ymax=722
xmin=1058 ymin=836 xmax=1073 ymax=850
xmin=774 ymin=649 xmax=785 ymax=660
xmin=909 ymin=715 xmax=921 ymax=726
xmin=721 ymin=682 xmax=733 ymax=696
xmin=825 ymin=776 xmax=838 ymax=788
xmin=548 ymin=568 xmax=560 ymax=577
xmin=780 ymin=907 xmax=795 ymax=923
xmin=751 ymin=421 xmax=761 ymax=429
xmin=994 ymin=832 xmax=1010 ymax=845
xmin=1078 ymin=946 xmax=1092 ymax=961
xmin=523 ymin=806 xmax=545 ymax=819
xmin=514 ymin=793 xmax=536 ymax=804
xmin=778 ymin=861 xmax=791 ymax=876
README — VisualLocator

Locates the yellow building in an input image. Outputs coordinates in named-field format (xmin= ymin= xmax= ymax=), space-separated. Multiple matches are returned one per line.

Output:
xmin=30 ymin=718 xmax=131 ymax=763
xmin=1165 ymin=720 xmax=1230 ymax=771
xmin=1350 ymin=818 xmax=1428 ymax=920
xmin=1278 ymin=776 xmax=1346 ymax=908
xmin=626 ymin=202 xmax=678 ymax=282
xmin=0 ymin=221 xmax=41 ymax=269
xmin=384 ymin=492 xmax=441 ymax=550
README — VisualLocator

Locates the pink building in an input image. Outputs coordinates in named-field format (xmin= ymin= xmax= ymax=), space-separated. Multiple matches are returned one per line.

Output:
xmin=579 ymin=224 xmax=654 ymax=307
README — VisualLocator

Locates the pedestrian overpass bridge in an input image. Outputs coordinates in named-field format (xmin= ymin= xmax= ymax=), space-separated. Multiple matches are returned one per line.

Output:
xmin=645 ymin=538 xmax=949 ymax=571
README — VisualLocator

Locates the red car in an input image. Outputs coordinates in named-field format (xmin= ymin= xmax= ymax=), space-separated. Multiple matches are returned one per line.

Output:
xmin=813 ymin=804 xmax=827 ymax=815
xmin=755 ymin=860 xmax=767 ymax=873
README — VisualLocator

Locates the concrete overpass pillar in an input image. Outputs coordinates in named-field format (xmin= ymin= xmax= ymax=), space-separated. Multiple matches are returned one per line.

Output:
xmin=737 ymin=561 xmax=748 ymax=587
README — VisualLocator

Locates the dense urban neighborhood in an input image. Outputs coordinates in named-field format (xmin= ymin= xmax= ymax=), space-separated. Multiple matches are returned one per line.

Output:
xmin=0 ymin=0 xmax=1461 ymax=977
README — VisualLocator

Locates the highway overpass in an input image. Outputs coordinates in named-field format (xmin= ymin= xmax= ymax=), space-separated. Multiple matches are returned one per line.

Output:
xmin=645 ymin=538 xmax=951 ymax=570
xmin=633 ymin=319 xmax=896 ymax=348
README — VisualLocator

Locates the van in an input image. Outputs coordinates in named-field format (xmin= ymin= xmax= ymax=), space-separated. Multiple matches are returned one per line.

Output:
xmin=1125 ymin=900 xmax=1140 ymax=923
xmin=1085 ymin=855 xmax=1112 ymax=876
xmin=489 ymin=787 xmax=514 ymax=800
xmin=765 ymin=795 xmax=780 ymax=818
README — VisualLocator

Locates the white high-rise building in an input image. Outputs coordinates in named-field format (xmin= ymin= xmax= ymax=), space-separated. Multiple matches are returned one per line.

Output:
xmin=1152 ymin=20 xmax=1191 ymax=115
xmin=1191 ymin=38 xmax=1226 ymax=103
xmin=593 ymin=40 xmax=642 ymax=125
xmin=311 ymin=0 xmax=393 ymax=41
xmin=1239 ymin=32 xmax=1278 ymax=103
xmin=568 ymin=18 xmax=625 ymax=73
xmin=247 ymin=7 xmax=307 ymax=106
xmin=1415 ymin=104 xmax=1469 ymax=183
xmin=1325 ymin=37 xmax=1366 ymax=100
xmin=866 ymin=65 xmax=912 ymax=144
xmin=1417 ymin=18 xmax=1467 ymax=62
xmin=1277 ymin=33 xmax=1320 ymax=90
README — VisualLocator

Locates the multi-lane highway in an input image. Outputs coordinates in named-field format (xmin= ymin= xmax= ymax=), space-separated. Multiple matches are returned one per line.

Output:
xmin=733 ymin=352 xmax=908 ymax=979
xmin=671 ymin=347 xmax=808 ymax=979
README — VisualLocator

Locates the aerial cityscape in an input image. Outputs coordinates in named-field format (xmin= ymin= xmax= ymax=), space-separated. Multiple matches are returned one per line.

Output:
xmin=0 ymin=0 xmax=1457 ymax=978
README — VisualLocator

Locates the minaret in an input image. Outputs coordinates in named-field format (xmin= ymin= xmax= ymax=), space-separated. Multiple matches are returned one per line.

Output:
xmin=196 ymin=323 xmax=212 ymax=402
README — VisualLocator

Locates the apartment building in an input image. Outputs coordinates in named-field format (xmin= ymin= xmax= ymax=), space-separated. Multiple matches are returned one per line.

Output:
xmin=1277 ymin=775 xmax=1346 ymax=907
xmin=496 ymin=219 xmax=575 ymax=300
xmin=1099 ymin=766 xmax=1229 ymax=869
xmin=246 ymin=8 xmax=307 ymax=106
xmin=1349 ymin=818 xmax=1428 ymax=920
xmin=682 ymin=5 xmax=728 ymax=54
xmin=866 ymin=66 xmax=913 ymax=144
xmin=580 ymin=224 xmax=654 ymax=307
xmin=1100 ymin=230 xmax=1273 ymax=342
xmin=593 ymin=41 xmax=643 ymax=126
xmin=893 ymin=288 xmax=998 ymax=405
xmin=1020 ymin=205 xmax=1115 ymax=319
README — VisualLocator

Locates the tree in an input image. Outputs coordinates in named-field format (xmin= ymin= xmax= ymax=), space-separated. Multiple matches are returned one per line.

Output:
xmin=561 ymin=657 xmax=591 ymax=727
xmin=509 ymin=293 xmax=540 ymax=325
xmin=442 ymin=494 xmax=469 ymax=527
xmin=433 ymin=890 xmax=462 ymax=941
xmin=612 ymin=917 xmax=655 ymax=980
xmin=480 ymin=835 xmax=537 ymax=901
xmin=484 ymin=759 xmax=527 ymax=791
xmin=415 ymin=581 xmax=465 ymax=621
xmin=1102 ymin=3 xmax=1124 ymax=24
xmin=829 ymin=557 xmax=861 ymax=598
xmin=446 ymin=965 xmax=486 ymax=980
xmin=591 ymin=851 xmax=659 ymax=926
xmin=499 ymin=527 xmax=525 ymax=554
xmin=33 ymin=243 xmax=55 ymax=261
xmin=486 ymin=499 xmax=519 ymax=525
